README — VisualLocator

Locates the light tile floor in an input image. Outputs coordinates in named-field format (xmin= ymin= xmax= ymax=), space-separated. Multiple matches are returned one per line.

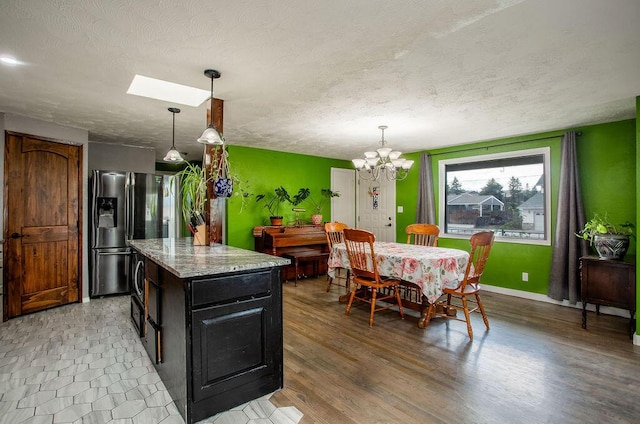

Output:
xmin=0 ymin=296 xmax=303 ymax=424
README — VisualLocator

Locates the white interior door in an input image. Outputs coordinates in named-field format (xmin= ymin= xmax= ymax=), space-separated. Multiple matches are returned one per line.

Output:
xmin=330 ymin=168 xmax=356 ymax=227
xmin=357 ymin=176 xmax=396 ymax=241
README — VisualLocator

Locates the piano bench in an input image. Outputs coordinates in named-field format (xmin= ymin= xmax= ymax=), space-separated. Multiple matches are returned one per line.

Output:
xmin=281 ymin=250 xmax=330 ymax=286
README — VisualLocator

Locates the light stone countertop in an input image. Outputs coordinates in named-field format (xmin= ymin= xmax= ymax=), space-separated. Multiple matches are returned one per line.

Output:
xmin=128 ymin=238 xmax=290 ymax=279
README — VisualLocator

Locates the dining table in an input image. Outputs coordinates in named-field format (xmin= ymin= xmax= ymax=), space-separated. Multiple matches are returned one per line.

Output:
xmin=328 ymin=241 xmax=470 ymax=328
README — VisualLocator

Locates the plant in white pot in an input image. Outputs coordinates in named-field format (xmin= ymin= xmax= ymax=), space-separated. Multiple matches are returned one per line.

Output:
xmin=576 ymin=213 xmax=634 ymax=260
xmin=307 ymin=188 xmax=340 ymax=225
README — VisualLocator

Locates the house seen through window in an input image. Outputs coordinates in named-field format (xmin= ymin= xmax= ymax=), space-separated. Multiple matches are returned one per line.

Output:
xmin=438 ymin=147 xmax=551 ymax=244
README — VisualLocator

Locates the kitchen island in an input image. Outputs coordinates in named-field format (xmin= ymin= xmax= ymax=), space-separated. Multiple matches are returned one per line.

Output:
xmin=128 ymin=238 xmax=290 ymax=424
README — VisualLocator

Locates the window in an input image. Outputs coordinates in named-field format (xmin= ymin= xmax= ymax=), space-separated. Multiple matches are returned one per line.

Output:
xmin=438 ymin=147 xmax=551 ymax=244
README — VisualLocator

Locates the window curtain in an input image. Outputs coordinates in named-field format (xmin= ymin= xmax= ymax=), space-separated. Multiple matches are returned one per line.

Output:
xmin=548 ymin=131 xmax=587 ymax=304
xmin=416 ymin=153 xmax=436 ymax=224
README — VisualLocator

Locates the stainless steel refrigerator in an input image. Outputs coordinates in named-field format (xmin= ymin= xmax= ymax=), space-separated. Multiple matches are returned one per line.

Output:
xmin=90 ymin=171 xmax=166 ymax=297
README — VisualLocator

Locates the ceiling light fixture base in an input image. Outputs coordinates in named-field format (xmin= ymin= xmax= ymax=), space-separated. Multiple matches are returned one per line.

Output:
xmin=204 ymin=69 xmax=221 ymax=79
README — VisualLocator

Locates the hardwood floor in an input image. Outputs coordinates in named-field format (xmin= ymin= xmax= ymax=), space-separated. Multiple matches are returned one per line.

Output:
xmin=270 ymin=277 xmax=640 ymax=424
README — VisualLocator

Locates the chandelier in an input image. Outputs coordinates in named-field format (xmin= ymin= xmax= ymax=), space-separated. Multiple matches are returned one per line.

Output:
xmin=351 ymin=125 xmax=414 ymax=181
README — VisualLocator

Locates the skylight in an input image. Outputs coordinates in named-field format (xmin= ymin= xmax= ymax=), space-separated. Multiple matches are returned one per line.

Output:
xmin=0 ymin=55 xmax=22 ymax=66
xmin=126 ymin=75 xmax=210 ymax=107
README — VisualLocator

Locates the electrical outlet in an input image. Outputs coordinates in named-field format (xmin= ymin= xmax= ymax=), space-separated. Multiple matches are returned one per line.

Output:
xmin=522 ymin=272 xmax=529 ymax=282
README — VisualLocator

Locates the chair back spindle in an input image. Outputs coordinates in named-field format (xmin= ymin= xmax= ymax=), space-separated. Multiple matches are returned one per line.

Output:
xmin=325 ymin=222 xmax=349 ymax=248
xmin=406 ymin=223 xmax=440 ymax=246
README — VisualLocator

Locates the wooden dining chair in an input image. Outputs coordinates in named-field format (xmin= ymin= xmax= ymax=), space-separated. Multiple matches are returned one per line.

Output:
xmin=406 ymin=223 xmax=440 ymax=246
xmin=342 ymin=228 xmax=404 ymax=327
xmin=425 ymin=231 xmax=495 ymax=340
xmin=324 ymin=222 xmax=350 ymax=292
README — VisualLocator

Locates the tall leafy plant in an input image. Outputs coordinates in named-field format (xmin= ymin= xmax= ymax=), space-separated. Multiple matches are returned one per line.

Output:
xmin=256 ymin=186 xmax=310 ymax=218
xmin=175 ymin=163 xmax=213 ymax=229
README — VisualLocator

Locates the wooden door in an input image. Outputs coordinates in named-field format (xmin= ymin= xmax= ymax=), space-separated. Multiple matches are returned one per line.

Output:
xmin=4 ymin=132 xmax=82 ymax=319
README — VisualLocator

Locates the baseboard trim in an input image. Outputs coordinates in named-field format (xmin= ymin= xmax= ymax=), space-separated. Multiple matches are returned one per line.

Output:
xmin=482 ymin=284 xmax=638 ymax=345
xmin=481 ymin=284 xmax=631 ymax=318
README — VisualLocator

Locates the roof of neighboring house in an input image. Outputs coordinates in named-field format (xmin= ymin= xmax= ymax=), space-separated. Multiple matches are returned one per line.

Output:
xmin=517 ymin=192 xmax=544 ymax=210
xmin=447 ymin=192 xmax=504 ymax=207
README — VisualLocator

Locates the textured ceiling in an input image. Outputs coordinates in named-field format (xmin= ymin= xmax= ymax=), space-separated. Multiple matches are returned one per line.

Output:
xmin=1 ymin=0 xmax=639 ymax=162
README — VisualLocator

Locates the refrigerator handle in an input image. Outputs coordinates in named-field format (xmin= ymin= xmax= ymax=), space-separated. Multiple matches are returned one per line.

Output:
xmin=90 ymin=170 xmax=99 ymax=248
xmin=125 ymin=172 xmax=133 ymax=240
xmin=97 ymin=251 xmax=132 ymax=256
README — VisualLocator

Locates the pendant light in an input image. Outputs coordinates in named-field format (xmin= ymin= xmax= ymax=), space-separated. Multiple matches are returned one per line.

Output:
xmin=197 ymin=69 xmax=224 ymax=145
xmin=163 ymin=107 xmax=184 ymax=163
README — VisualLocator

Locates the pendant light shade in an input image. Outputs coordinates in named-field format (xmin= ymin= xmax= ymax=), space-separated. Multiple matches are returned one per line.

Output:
xmin=197 ymin=69 xmax=224 ymax=145
xmin=164 ymin=107 xmax=184 ymax=163
xmin=197 ymin=124 xmax=224 ymax=145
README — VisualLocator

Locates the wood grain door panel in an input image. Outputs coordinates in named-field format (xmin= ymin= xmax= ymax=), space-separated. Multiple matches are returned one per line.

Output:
xmin=4 ymin=132 xmax=81 ymax=319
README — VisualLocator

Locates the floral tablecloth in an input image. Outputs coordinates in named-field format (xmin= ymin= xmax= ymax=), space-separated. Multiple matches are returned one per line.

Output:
xmin=328 ymin=241 xmax=469 ymax=304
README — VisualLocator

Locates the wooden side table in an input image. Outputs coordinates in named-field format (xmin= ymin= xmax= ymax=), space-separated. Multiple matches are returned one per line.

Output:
xmin=580 ymin=255 xmax=636 ymax=338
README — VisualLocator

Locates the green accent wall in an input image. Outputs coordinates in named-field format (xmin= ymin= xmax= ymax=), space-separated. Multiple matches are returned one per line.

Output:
xmin=225 ymin=145 xmax=350 ymax=250
xmin=396 ymin=119 xmax=636 ymax=297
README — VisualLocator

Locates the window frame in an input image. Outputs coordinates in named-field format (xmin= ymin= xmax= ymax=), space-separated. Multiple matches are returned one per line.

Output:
xmin=437 ymin=147 xmax=551 ymax=245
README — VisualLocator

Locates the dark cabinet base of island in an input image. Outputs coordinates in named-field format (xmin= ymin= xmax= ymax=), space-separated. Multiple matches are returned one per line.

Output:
xmin=141 ymin=258 xmax=284 ymax=424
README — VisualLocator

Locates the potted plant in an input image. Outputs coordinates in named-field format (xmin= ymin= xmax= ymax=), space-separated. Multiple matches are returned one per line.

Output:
xmin=175 ymin=162 xmax=214 ymax=244
xmin=256 ymin=187 xmax=310 ymax=226
xmin=209 ymin=145 xmax=233 ymax=198
xmin=576 ymin=213 xmax=634 ymax=260
xmin=307 ymin=188 xmax=340 ymax=225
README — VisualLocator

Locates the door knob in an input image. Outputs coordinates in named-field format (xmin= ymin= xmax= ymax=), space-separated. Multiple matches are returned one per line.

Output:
xmin=10 ymin=232 xmax=23 ymax=239
xmin=386 ymin=224 xmax=392 ymax=227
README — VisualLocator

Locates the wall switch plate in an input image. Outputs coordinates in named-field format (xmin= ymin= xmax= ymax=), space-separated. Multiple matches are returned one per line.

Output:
xmin=522 ymin=272 xmax=528 ymax=282
xmin=397 ymin=206 xmax=403 ymax=213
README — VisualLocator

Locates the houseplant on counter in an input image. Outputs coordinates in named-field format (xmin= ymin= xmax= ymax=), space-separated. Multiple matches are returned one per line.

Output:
xmin=576 ymin=213 xmax=634 ymax=260
xmin=175 ymin=162 xmax=214 ymax=245
xmin=307 ymin=188 xmax=340 ymax=225
xmin=256 ymin=187 xmax=310 ymax=226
